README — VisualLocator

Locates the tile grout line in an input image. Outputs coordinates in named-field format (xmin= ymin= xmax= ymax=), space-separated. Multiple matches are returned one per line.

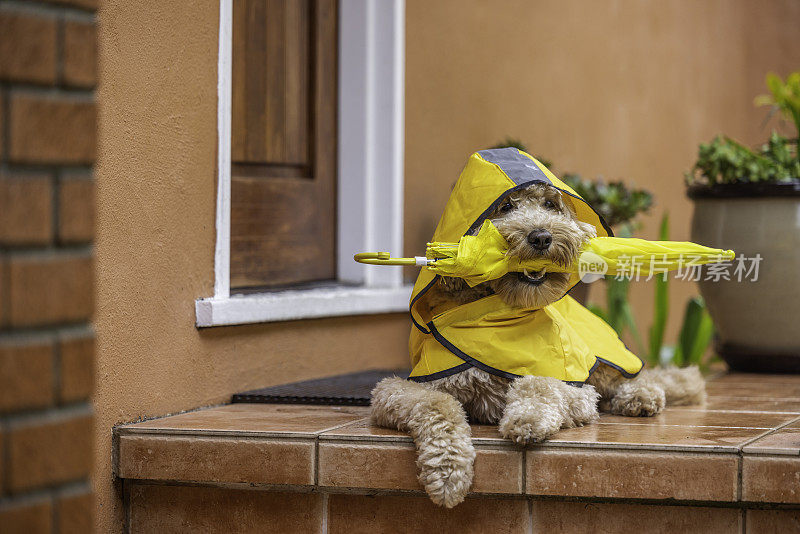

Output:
xmin=315 ymin=416 xmax=371 ymax=436
xmin=521 ymin=445 xmax=527 ymax=496
xmin=321 ymin=492 xmax=329 ymax=534
xmin=314 ymin=435 xmax=320 ymax=487
xmin=734 ymin=413 xmax=800 ymax=503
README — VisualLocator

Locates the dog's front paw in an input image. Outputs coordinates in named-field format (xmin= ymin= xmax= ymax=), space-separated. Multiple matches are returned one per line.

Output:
xmin=416 ymin=428 xmax=475 ymax=508
xmin=609 ymin=381 xmax=666 ymax=416
xmin=498 ymin=403 xmax=563 ymax=445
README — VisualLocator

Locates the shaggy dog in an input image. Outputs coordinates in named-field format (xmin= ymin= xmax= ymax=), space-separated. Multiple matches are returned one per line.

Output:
xmin=371 ymin=182 xmax=706 ymax=507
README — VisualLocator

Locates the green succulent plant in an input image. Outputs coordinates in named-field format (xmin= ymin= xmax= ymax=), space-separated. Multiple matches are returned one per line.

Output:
xmin=688 ymin=72 xmax=800 ymax=186
xmin=560 ymin=174 xmax=653 ymax=228
xmin=686 ymin=132 xmax=799 ymax=186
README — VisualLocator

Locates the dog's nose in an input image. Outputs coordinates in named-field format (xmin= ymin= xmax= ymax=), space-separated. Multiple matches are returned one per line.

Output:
xmin=527 ymin=229 xmax=552 ymax=250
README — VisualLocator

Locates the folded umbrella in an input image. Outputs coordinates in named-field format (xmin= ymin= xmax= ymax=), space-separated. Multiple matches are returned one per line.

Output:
xmin=355 ymin=219 xmax=734 ymax=287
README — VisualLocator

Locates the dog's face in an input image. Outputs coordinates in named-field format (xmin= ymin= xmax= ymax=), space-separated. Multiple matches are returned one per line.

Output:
xmin=484 ymin=183 xmax=596 ymax=308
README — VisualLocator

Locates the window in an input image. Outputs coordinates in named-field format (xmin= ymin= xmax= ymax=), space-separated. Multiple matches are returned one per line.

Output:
xmin=196 ymin=0 xmax=410 ymax=327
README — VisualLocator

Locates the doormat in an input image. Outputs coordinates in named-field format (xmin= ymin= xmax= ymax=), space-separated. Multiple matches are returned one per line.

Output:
xmin=232 ymin=369 xmax=409 ymax=406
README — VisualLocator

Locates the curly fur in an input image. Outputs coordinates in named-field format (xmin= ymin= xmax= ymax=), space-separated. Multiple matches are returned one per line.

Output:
xmin=371 ymin=377 xmax=475 ymax=508
xmin=370 ymin=182 xmax=707 ymax=507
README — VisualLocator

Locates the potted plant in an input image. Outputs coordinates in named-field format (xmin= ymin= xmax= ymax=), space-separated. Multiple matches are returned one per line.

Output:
xmin=686 ymin=72 xmax=800 ymax=372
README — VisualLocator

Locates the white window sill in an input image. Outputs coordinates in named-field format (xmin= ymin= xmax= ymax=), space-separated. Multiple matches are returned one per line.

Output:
xmin=195 ymin=284 xmax=413 ymax=327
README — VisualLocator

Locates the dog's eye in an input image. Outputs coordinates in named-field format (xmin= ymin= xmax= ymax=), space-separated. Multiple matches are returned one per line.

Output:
xmin=500 ymin=201 xmax=514 ymax=213
xmin=543 ymin=200 xmax=556 ymax=210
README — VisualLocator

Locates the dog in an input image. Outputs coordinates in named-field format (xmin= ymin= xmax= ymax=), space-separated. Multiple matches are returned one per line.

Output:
xmin=371 ymin=182 xmax=706 ymax=508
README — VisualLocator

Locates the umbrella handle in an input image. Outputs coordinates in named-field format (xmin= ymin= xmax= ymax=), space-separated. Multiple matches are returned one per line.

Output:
xmin=354 ymin=252 xmax=432 ymax=266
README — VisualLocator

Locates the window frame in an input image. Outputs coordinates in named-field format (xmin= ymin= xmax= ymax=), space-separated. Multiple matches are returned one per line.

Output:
xmin=196 ymin=0 xmax=410 ymax=327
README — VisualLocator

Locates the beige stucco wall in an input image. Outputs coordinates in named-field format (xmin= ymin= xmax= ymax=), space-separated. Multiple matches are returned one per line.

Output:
xmin=94 ymin=2 xmax=409 ymax=531
xmin=404 ymin=0 xmax=800 ymax=348
xmin=96 ymin=0 xmax=799 ymax=531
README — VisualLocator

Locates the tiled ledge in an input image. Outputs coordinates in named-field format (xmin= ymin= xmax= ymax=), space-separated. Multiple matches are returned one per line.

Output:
xmin=114 ymin=373 xmax=800 ymax=506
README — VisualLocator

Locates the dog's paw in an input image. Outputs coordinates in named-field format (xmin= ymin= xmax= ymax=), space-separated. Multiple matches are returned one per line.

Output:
xmin=610 ymin=381 xmax=666 ymax=417
xmin=657 ymin=365 xmax=707 ymax=406
xmin=418 ymin=457 xmax=474 ymax=508
xmin=498 ymin=403 xmax=563 ymax=445
xmin=562 ymin=384 xmax=600 ymax=427
xmin=415 ymin=426 xmax=475 ymax=508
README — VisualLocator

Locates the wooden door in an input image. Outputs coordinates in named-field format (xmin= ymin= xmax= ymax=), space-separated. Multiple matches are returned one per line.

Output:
xmin=230 ymin=0 xmax=337 ymax=289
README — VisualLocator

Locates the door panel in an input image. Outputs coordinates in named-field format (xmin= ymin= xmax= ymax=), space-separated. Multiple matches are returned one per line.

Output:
xmin=230 ymin=0 xmax=337 ymax=289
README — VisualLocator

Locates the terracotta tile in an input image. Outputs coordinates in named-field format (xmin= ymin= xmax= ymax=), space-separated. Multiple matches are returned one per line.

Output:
xmin=128 ymin=483 xmax=322 ymax=534
xmin=742 ymin=428 xmax=800 ymax=455
xmin=318 ymin=442 xmax=522 ymax=494
xmin=470 ymin=423 xmax=507 ymax=442
xmin=670 ymin=396 xmax=800 ymax=413
xmin=706 ymin=382 xmax=800 ymax=399
xmin=319 ymin=442 xmax=419 ymax=491
xmin=598 ymin=409 xmax=795 ymax=429
xmin=328 ymin=494 xmax=530 ymax=534
xmin=471 ymin=448 xmax=523 ymax=494
xmin=526 ymin=449 xmax=738 ymax=501
xmin=123 ymin=404 xmax=370 ymax=437
xmin=746 ymin=509 xmax=800 ymax=533
xmin=531 ymin=500 xmax=741 ymax=534
xmin=117 ymin=434 xmax=314 ymax=486
xmin=711 ymin=373 xmax=800 ymax=385
xmin=543 ymin=420 xmax=767 ymax=452
xmin=319 ymin=417 xmax=412 ymax=442
xmin=743 ymin=456 xmax=800 ymax=503
xmin=322 ymin=419 xmax=514 ymax=445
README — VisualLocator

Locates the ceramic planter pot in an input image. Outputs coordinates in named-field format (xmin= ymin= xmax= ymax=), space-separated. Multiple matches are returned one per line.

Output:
xmin=689 ymin=181 xmax=800 ymax=372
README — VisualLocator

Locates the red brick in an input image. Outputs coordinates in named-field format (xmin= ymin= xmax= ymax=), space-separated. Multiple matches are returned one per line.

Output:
xmin=8 ymin=94 xmax=95 ymax=165
xmin=47 ymin=0 xmax=98 ymax=10
xmin=0 ymin=497 xmax=52 ymax=534
xmin=0 ymin=12 xmax=57 ymax=84
xmin=7 ymin=413 xmax=92 ymax=492
xmin=0 ymin=258 xmax=7 ymax=327
xmin=58 ymin=177 xmax=94 ymax=243
xmin=0 ymin=427 xmax=4 ymax=495
xmin=62 ymin=20 xmax=96 ymax=88
xmin=59 ymin=335 xmax=93 ymax=402
xmin=0 ymin=174 xmax=54 ymax=246
xmin=8 ymin=254 xmax=93 ymax=327
xmin=0 ymin=88 xmax=4 ymax=156
xmin=0 ymin=341 xmax=55 ymax=413
xmin=56 ymin=491 xmax=93 ymax=534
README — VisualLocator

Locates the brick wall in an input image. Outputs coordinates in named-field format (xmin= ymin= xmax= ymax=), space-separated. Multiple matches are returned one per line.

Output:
xmin=0 ymin=0 xmax=96 ymax=532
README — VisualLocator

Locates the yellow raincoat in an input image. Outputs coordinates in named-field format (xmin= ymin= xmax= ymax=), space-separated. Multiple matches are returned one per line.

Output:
xmin=408 ymin=148 xmax=643 ymax=384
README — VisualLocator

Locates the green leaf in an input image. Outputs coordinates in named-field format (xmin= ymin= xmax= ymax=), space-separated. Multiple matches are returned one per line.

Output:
xmin=688 ymin=305 xmax=714 ymax=365
xmin=675 ymin=297 xmax=715 ymax=368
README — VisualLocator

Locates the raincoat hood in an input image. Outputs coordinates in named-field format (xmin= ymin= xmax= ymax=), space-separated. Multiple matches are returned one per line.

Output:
xmin=409 ymin=148 xmax=642 ymax=384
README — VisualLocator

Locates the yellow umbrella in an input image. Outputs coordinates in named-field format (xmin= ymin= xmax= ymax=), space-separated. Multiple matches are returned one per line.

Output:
xmin=355 ymin=219 xmax=734 ymax=287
